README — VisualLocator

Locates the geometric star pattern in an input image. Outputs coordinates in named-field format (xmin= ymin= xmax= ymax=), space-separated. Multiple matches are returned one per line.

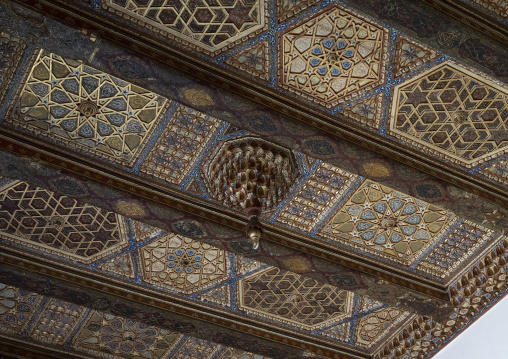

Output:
xmin=339 ymin=92 xmax=385 ymax=130
xmin=238 ymin=267 xmax=353 ymax=331
xmin=138 ymin=233 xmax=229 ymax=294
xmin=0 ymin=284 xmax=41 ymax=335
xmin=6 ymin=50 xmax=170 ymax=167
xmin=318 ymin=181 xmax=455 ymax=266
xmin=104 ymin=0 xmax=268 ymax=56
xmin=279 ymin=4 xmax=389 ymax=108
xmin=0 ymin=180 xmax=129 ymax=264
xmin=97 ymin=252 xmax=136 ymax=279
xmin=390 ymin=61 xmax=508 ymax=168
xmin=73 ymin=311 xmax=182 ymax=358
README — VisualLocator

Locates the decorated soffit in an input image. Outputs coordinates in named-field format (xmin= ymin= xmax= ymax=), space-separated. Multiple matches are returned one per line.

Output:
xmin=2 ymin=177 xmax=508 ymax=359
xmin=457 ymin=0 xmax=508 ymax=24
xmin=0 ymin=3 xmax=507 ymax=358
xmin=21 ymin=0 xmax=508 ymax=196
xmin=0 ymin=178 xmax=413 ymax=355
xmin=0 ymin=48 xmax=503 ymax=288
xmin=0 ymin=283 xmax=273 ymax=359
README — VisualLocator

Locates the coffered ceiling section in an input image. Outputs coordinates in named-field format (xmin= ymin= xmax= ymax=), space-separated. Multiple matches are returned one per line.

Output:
xmin=0 ymin=283 xmax=273 ymax=359
xmin=62 ymin=0 xmax=508 ymax=192
xmin=0 ymin=178 xmax=413 ymax=355
xmin=1 ymin=48 xmax=502 ymax=288
xmin=7 ymin=50 xmax=170 ymax=167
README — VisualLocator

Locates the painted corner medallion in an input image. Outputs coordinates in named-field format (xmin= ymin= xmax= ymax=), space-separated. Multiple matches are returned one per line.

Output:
xmin=317 ymin=181 xmax=455 ymax=266
xmin=6 ymin=50 xmax=170 ymax=167
xmin=278 ymin=4 xmax=389 ymax=108
xmin=389 ymin=60 xmax=508 ymax=168
xmin=104 ymin=0 xmax=268 ymax=56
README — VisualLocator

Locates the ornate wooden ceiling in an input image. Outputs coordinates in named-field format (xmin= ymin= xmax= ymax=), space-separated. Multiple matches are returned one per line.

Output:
xmin=1 ymin=0 xmax=508 ymax=358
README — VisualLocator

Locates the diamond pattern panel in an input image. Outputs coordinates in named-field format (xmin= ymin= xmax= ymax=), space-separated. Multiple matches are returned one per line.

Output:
xmin=276 ymin=162 xmax=357 ymax=232
xmin=318 ymin=181 xmax=455 ymax=266
xmin=238 ymin=267 xmax=352 ymax=331
xmin=0 ymin=181 xmax=128 ymax=264
xmin=389 ymin=61 xmax=508 ymax=168
xmin=139 ymin=104 xmax=221 ymax=186
xmin=218 ymin=347 xmax=270 ymax=358
xmin=29 ymin=298 xmax=86 ymax=345
xmin=279 ymin=4 xmax=389 ymax=108
xmin=139 ymin=233 xmax=229 ymax=294
xmin=7 ymin=50 xmax=169 ymax=167
xmin=172 ymin=337 xmax=220 ymax=358
xmin=104 ymin=0 xmax=268 ymax=56
xmin=416 ymin=221 xmax=494 ymax=279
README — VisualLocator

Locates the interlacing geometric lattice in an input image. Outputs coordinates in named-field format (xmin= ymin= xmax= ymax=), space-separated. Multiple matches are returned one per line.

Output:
xmin=239 ymin=267 xmax=352 ymax=331
xmin=279 ymin=5 xmax=389 ymax=107
xmin=390 ymin=61 xmax=508 ymax=168
xmin=8 ymin=50 xmax=169 ymax=166
xmin=0 ymin=181 xmax=128 ymax=263
xmin=319 ymin=181 xmax=455 ymax=265
xmin=105 ymin=0 xmax=267 ymax=55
